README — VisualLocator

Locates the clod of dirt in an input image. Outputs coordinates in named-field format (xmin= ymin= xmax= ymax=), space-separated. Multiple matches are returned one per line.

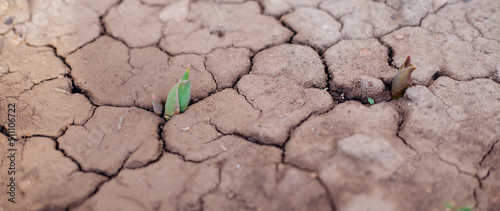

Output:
xmin=443 ymin=35 xmax=500 ymax=81
xmin=202 ymin=136 xmax=331 ymax=211
xmin=73 ymin=153 xmax=219 ymax=211
xmin=0 ymin=78 xmax=93 ymax=137
xmin=252 ymin=44 xmax=327 ymax=89
xmin=261 ymin=0 xmax=322 ymax=17
xmin=323 ymin=39 xmax=391 ymax=102
xmin=281 ymin=8 xmax=341 ymax=52
xmin=0 ymin=136 xmax=106 ymax=211
xmin=19 ymin=0 xmax=101 ymax=57
xmin=340 ymin=195 xmax=396 ymax=211
xmin=158 ymin=0 xmax=189 ymax=22
xmin=237 ymin=75 xmax=333 ymax=145
xmin=0 ymin=0 xmax=30 ymax=33
xmin=58 ymin=106 xmax=163 ymax=176
xmin=104 ymin=0 xmax=163 ymax=47
xmin=205 ymin=48 xmax=252 ymax=91
xmin=466 ymin=0 xmax=500 ymax=42
xmin=284 ymin=101 xmax=411 ymax=171
xmin=395 ymin=0 xmax=434 ymax=25
xmin=422 ymin=13 xmax=480 ymax=42
xmin=67 ymin=36 xmax=215 ymax=107
xmin=338 ymin=134 xmax=403 ymax=173
xmin=159 ymin=1 xmax=293 ymax=55
xmin=320 ymin=0 xmax=399 ymax=39
xmin=0 ymin=72 xmax=33 ymax=98
xmin=477 ymin=142 xmax=500 ymax=211
xmin=0 ymin=32 xmax=68 ymax=86
xmin=142 ymin=0 xmax=177 ymax=6
xmin=78 ymin=0 xmax=119 ymax=15
xmin=319 ymin=153 xmax=476 ymax=211
xmin=400 ymin=77 xmax=500 ymax=174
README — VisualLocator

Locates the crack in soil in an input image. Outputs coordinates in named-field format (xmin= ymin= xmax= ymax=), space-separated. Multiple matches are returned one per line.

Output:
xmin=198 ymin=161 xmax=224 ymax=211
xmin=0 ymin=125 xmax=9 ymax=137
xmin=377 ymin=37 xmax=398 ymax=70
xmin=320 ymin=53 xmax=347 ymax=104
xmin=202 ymin=56 xmax=219 ymax=91
xmin=67 ymin=177 xmax=110 ymax=210
xmin=283 ymin=161 xmax=337 ymax=211
xmin=430 ymin=90 xmax=452 ymax=117
xmin=479 ymin=139 xmax=499 ymax=167
xmin=435 ymin=154 xmax=482 ymax=208
xmin=234 ymin=87 xmax=263 ymax=116
xmin=394 ymin=108 xmax=418 ymax=154
xmin=207 ymin=119 xmax=281 ymax=148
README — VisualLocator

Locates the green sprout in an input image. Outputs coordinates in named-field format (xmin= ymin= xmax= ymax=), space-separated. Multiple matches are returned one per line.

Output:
xmin=152 ymin=66 xmax=191 ymax=120
xmin=443 ymin=202 xmax=473 ymax=211
xmin=390 ymin=56 xmax=417 ymax=100
xmin=367 ymin=97 xmax=375 ymax=105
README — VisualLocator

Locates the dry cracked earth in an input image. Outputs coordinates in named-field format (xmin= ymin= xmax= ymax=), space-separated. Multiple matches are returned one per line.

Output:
xmin=0 ymin=0 xmax=499 ymax=210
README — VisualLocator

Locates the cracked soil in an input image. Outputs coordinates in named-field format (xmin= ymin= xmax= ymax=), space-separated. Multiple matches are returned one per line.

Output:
xmin=1 ymin=0 xmax=500 ymax=210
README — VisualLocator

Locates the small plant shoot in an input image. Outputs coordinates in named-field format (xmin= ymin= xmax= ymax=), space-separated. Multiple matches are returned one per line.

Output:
xmin=443 ymin=202 xmax=473 ymax=211
xmin=367 ymin=97 xmax=375 ymax=105
xmin=152 ymin=66 xmax=191 ymax=120
xmin=152 ymin=94 xmax=163 ymax=116
xmin=390 ymin=56 xmax=417 ymax=100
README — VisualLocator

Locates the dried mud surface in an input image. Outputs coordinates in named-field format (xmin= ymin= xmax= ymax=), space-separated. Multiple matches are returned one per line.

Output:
xmin=1 ymin=0 xmax=499 ymax=210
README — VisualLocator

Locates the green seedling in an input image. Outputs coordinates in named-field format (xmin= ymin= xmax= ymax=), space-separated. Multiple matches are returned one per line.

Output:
xmin=367 ymin=97 xmax=375 ymax=105
xmin=152 ymin=66 xmax=191 ymax=120
xmin=390 ymin=55 xmax=417 ymax=100
xmin=443 ymin=202 xmax=473 ymax=211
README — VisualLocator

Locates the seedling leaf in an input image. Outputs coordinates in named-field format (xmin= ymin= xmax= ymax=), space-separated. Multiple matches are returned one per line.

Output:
xmin=391 ymin=66 xmax=417 ymax=100
xmin=457 ymin=207 xmax=473 ymax=211
xmin=164 ymin=66 xmax=191 ymax=120
xmin=367 ymin=97 xmax=374 ymax=105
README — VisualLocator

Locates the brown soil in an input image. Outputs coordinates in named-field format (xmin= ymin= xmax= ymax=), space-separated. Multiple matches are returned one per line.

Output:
xmin=1 ymin=0 xmax=499 ymax=210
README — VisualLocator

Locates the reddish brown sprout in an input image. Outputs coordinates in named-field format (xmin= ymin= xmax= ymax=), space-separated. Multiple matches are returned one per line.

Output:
xmin=391 ymin=56 xmax=417 ymax=100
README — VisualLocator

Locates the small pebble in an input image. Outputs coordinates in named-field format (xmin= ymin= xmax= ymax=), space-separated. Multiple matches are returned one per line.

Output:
xmin=309 ymin=172 xmax=318 ymax=179
xmin=220 ymin=145 xmax=227 ymax=151
xmin=359 ymin=48 xmax=372 ymax=57
xmin=181 ymin=126 xmax=191 ymax=132
xmin=395 ymin=34 xmax=405 ymax=40
xmin=4 ymin=17 xmax=13 ymax=24
xmin=54 ymin=87 xmax=67 ymax=93
xmin=118 ymin=117 xmax=124 ymax=131
xmin=236 ymin=164 xmax=240 ymax=169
